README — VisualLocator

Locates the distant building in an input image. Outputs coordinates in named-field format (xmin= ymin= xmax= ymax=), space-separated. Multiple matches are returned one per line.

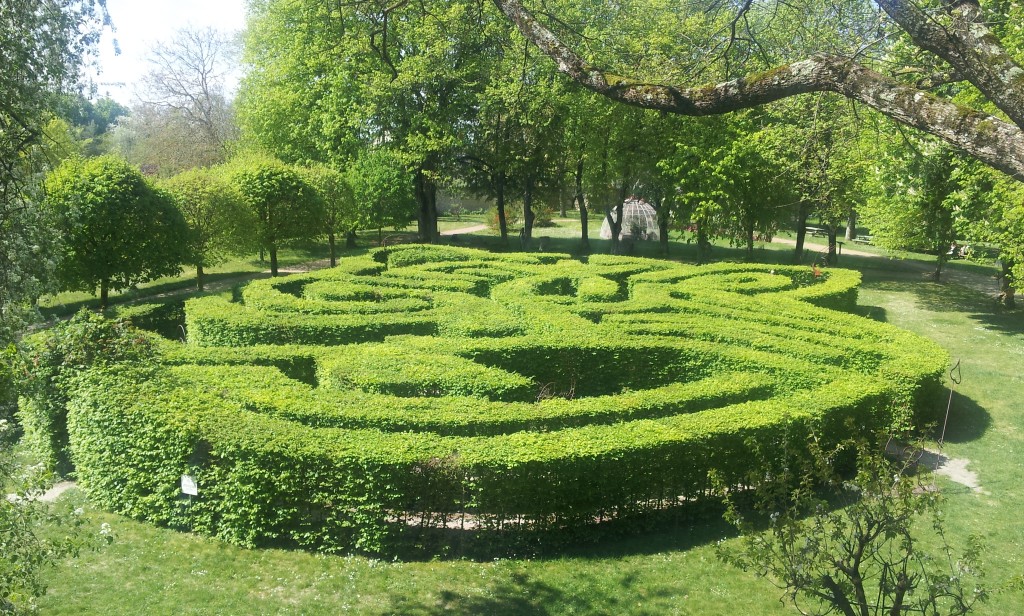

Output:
xmin=600 ymin=198 xmax=660 ymax=241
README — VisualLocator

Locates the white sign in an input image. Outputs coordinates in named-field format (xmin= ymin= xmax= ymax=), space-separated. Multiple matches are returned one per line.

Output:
xmin=181 ymin=474 xmax=198 ymax=496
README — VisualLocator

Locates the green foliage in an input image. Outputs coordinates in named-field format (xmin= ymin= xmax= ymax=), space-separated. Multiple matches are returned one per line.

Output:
xmin=43 ymin=155 xmax=192 ymax=307
xmin=862 ymin=137 xmax=960 ymax=278
xmin=347 ymin=149 xmax=416 ymax=237
xmin=297 ymin=163 xmax=357 ymax=264
xmin=0 ymin=0 xmax=108 ymax=343
xmin=54 ymin=93 xmax=128 ymax=156
xmin=161 ymin=168 xmax=254 ymax=288
xmin=58 ymin=246 xmax=950 ymax=555
xmin=17 ymin=311 xmax=157 ymax=475
xmin=719 ymin=435 xmax=987 ymax=615
xmin=0 ymin=346 xmax=17 ymax=432
xmin=106 ymin=300 xmax=187 ymax=341
xmin=221 ymin=153 xmax=324 ymax=275
xmin=1 ymin=419 xmax=110 ymax=614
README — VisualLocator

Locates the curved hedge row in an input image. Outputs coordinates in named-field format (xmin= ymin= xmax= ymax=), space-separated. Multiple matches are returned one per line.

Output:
xmin=67 ymin=246 xmax=948 ymax=554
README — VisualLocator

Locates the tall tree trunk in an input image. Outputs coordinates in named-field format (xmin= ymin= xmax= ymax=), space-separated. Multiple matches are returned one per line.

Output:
xmin=795 ymin=201 xmax=810 ymax=263
xmin=496 ymin=172 xmax=508 ymax=245
xmin=414 ymin=168 xmax=439 ymax=243
xmin=605 ymin=182 xmax=628 ymax=255
xmin=826 ymin=225 xmax=838 ymax=265
xmin=999 ymin=260 xmax=1016 ymax=308
xmin=655 ymin=197 xmax=669 ymax=256
xmin=270 ymin=246 xmax=279 ymax=277
xmin=575 ymin=158 xmax=589 ymax=253
xmin=100 ymin=278 xmax=109 ymax=310
xmin=523 ymin=175 xmax=536 ymax=247
xmin=845 ymin=210 xmax=858 ymax=241
xmin=745 ymin=216 xmax=755 ymax=261
xmin=329 ymin=233 xmax=337 ymax=267
xmin=559 ymin=178 xmax=568 ymax=217
xmin=696 ymin=220 xmax=711 ymax=264
xmin=933 ymin=241 xmax=949 ymax=281
xmin=196 ymin=263 xmax=205 ymax=291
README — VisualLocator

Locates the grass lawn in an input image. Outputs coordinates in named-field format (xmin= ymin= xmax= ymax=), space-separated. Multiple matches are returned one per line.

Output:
xmin=37 ymin=243 xmax=333 ymax=318
xmin=32 ymin=233 xmax=1024 ymax=615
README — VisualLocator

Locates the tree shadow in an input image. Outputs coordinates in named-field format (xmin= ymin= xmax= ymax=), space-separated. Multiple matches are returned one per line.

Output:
xmin=860 ymin=272 xmax=1022 ymax=335
xmin=855 ymin=304 xmax=888 ymax=323
xmin=384 ymin=561 xmax=677 ymax=616
xmin=930 ymin=391 xmax=991 ymax=444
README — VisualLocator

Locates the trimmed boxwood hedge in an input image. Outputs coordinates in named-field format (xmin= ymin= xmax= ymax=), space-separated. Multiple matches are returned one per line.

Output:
xmin=64 ymin=245 xmax=949 ymax=555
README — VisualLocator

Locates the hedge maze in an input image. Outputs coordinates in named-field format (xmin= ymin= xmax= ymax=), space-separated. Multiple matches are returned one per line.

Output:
xmin=66 ymin=246 xmax=948 ymax=554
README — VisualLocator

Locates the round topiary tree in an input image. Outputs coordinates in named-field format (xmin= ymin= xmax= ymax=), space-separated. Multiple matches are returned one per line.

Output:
xmin=44 ymin=155 xmax=190 ymax=308
xmin=221 ymin=154 xmax=324 ymax=276
xmin=161 ymin=168 xmax=255 ymax=291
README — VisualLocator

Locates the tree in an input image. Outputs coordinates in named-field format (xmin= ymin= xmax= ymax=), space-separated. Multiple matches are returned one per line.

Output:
xmin=161 ymin=168 xmax=253 ymax=289
xmin=222 ymin=154 xmax=323 ymax=276
xmin=139 ymin=27 xmax=239 ymax=160
xmin=240 ymin=0 xmax=490 ymax=243
xmin=0 ymin=0 xmax=106 ymax=341
xmin=951 ymin=160 xmax=1024 ymax=307
xmin=348 ymin=148 xmax=417 ymax=245
xmin=493 ymin=0 xmax=1024 ymax=180
xmin=43 ymin=155 xmax=191 ymax=308
xmin=780 ymin=96 xmax=869 ymax=265
xmin=492 ymin=0 xmax=1024 ymax=298
xmin=54 ymin=93 xmax=129 ymax=156
xmin=298 ymin=164 xmax=358 ymax=266
xmin=862 ymin=136 xmax=960 ymax=280
xmin=719 ymin=435 xmax=987 ymax=616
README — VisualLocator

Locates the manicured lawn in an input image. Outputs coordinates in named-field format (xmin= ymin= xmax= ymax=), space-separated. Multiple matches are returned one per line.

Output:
xmin=33 ymin=240 xmax=1023 ymax=615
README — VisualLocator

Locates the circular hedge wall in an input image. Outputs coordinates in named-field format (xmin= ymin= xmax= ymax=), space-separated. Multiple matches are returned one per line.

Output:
xmin=67 ymin=246 xmax=947 ymax=554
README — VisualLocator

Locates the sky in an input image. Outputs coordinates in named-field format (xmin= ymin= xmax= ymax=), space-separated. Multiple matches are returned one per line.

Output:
xmin=92 ymin=0 xmax=248 ymax=105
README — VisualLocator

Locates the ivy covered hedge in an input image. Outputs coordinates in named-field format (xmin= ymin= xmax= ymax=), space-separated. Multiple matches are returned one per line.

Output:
xmin=60 ymin=246 xmax=948 ymax=555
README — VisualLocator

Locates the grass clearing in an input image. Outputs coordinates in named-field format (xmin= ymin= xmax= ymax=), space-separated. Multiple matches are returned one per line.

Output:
xmin=29 ymin=234 xmax=1023 ymax=615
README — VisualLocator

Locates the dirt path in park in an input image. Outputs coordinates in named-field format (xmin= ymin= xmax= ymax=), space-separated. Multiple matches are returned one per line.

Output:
xmin=440 ymin=224 xmax=489 ymax=236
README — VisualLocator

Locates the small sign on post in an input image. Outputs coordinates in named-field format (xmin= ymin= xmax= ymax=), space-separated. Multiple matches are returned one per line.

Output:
xmin=181 ymin=474 xmax=198 ymax=496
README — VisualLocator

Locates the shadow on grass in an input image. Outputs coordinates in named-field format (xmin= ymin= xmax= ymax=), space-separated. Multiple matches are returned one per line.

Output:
xmin=861 ymin=271 xmax=1022 ymax=335
xmin=932 ymin=391 xmax=991 ymax=444
xmin=384 ymin=560 xmax=678 ymax=616
xmin=383 ymin=501 xmax=737 ymax=565
xmin=385 ymin=572 xmax=572 ymax=616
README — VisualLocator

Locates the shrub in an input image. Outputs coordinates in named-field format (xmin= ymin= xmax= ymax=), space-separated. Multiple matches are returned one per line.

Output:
xmin=17 ymin=311 xmax=156 ymax=475
xmin=61 ymin=245 xmax=948 ymax=555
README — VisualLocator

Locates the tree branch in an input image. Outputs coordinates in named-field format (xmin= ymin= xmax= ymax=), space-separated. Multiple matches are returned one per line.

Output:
xmin=490 ymin=0 xmax=1024 ymax=181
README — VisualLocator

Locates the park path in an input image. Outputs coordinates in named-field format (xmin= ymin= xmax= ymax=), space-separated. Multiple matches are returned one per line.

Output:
xmin=771 ymin=236 xmax=876 ymax=258
xmin=440 ymin=224 xmax=488 ymax=236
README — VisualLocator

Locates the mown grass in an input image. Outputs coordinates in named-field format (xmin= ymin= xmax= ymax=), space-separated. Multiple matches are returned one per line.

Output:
xmin=32 ymin=224 xmax=1024 ymax=615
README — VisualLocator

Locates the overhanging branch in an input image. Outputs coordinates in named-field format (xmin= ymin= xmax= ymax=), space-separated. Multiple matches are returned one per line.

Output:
xmin=490 ymin=0 xmax=1024 ymax=182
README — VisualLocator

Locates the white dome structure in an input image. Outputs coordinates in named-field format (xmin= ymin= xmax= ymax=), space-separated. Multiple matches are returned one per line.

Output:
xmin=599 ymin=198 xmax=660 ymax=241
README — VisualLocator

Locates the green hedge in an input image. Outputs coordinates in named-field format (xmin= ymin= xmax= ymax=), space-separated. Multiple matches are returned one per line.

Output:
xmin=62 ymin=245 xmax=949 ymax=555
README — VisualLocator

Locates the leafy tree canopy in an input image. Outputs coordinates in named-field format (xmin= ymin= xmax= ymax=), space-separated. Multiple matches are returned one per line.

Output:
xmin=221 ymin=153 xmax=324 ymax=275
xmin=43 ymin=155 xmax=191 ymax=307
